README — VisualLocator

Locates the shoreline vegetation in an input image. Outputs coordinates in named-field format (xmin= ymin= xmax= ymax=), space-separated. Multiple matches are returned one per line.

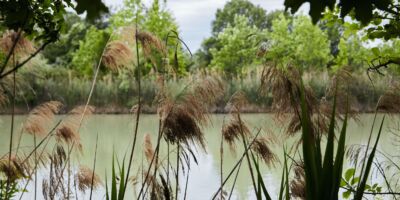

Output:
xmin=1 ymin=0 xmax=400 ymax=199
xmin=0 ymin=69 xmax=390 ymax=115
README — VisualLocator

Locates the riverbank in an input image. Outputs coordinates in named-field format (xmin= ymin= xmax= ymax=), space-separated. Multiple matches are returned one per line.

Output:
xmin=0 ymin=104 xmax=380 ymax=114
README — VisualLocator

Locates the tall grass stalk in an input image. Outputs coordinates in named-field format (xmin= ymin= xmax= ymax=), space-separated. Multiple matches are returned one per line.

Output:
xmin=89 ymin=133 xmax=99 ymax=200
xmin=124 ymin=26 xmax=142 ymax=198
xmin=175 ymin=144 xmax=180 ymax=200
xmin=5 ymin=61 xmax=16 ymax=200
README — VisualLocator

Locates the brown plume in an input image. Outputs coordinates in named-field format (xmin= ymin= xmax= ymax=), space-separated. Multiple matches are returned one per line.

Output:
xmin=102 ymin=41 xmax=133 ymax=71
xmin=75 ymin=165 xmax=102 ymax=192
xmin=23 ymin=101 xmax=63 ymax=137
xmin=0 ymin=30 xmax=34 ymax=56
xmin=55 ymin=105 xmax=95 ymax=151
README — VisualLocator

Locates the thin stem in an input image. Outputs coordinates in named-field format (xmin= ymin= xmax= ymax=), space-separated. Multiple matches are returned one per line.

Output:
xmin=0 ymin=29 xmax=22 ymax=75
xmin=183 ymin=168 xmax=190 ymax=200
xmin=211 ymin=129 xmax=262 ymax=200
xmin=34 ymin=135 xmax=37 ymax=200
xmin=124 ymin=25 xmax=142 ymax=195
xmin=237 ymin=114 xmax=257 ymax=195
xmin=5 ymin=57 xmax=16 ymax=200
xmin=357 ymin=111 xmax=378 ymax=189
xmin=89 ymin=134 xmax=99 ymax=200
xmin=220 ymin=126 xmax=224 ymax=200
xmin=228 ymin=160 xmax=243 ymax=200
xmin=175 ymin=144 xmax=180 ymax=200
xmin=167 ymin=142 xmax=170 ymax=184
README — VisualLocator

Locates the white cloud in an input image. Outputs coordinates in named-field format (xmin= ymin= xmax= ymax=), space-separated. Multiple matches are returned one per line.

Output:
xmin=103 ymin=0 xmax=307 ymax=51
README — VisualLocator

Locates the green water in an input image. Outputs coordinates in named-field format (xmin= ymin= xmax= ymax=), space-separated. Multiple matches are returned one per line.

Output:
xmin=0 ymin=114 xmax=397 ymax=199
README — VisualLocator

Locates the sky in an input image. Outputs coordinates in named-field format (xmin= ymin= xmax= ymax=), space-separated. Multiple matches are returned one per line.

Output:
xmin=103 ymin=0 xmax=309 ymax=51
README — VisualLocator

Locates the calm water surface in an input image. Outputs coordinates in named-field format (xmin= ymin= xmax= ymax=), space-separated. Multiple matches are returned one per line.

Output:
xmin=0 ymin=114 xmax=397 ymax=200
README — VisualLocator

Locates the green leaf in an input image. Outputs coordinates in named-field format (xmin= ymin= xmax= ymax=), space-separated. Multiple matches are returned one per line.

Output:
xmin=345 ymin=168 xmax=355 ymax=182
xmin=371 ymin=47 xmax=380 ymax=56
xmin=340 ymin=179 xmax=347 ymax=187
xmin=343 ymin=190 xmax=351 ymax=199
xmin=351 ymin=177 xmax=360 ymax=185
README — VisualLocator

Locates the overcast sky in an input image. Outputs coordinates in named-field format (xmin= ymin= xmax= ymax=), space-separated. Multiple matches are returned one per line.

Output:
xmin=103 ymin=0 xmax=309 ymax=51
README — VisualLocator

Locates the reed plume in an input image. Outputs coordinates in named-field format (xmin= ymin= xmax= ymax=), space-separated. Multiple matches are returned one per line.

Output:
xmin=290 ymin=163 xmax=306 ymax=199
xmin=0 ymin=30 xmax=34 ymax=56
xmin=136 ymin=30 xmax=167 ymax=58
xmin=143 ymin=133 xmax=155 ymax=163
xmin=75 ymin=165 xmax=102 ymax=192
xmin=251 ymin=137 xmax=277 ymax=167
xmin=160 ymin=76 xmax=224 ymax=151
xmin=222 ymin=117 xmax=250 ymax=151
xmin=55 ymin=105 xmax=95 ymax=151
xmin=260 ymin=64 xmax=350 ymax=136
xmin=102 ymin=41 xmax=133 ymax=71
xmin=23 ymin=101 xmax=63 ymax=137
xmin=0 ymin=154 xmax=30 ymax=181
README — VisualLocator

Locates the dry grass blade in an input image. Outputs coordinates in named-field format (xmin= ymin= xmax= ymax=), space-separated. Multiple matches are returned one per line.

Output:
xmin=102 ymin=41 xmax=133 ymax=71
xmin=23 ymin=101 xmax=63 ymax=137
xmin=75 ymin=165 xmax=102 ymax=192
xmin=0 ymin=30 xmax=34 ymax=56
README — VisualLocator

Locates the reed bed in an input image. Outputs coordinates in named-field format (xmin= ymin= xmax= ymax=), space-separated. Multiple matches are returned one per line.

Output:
xmin=0 ymin=25 xmax=399 ymax=200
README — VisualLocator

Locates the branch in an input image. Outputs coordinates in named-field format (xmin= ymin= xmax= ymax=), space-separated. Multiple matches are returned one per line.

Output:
xmin=0 ymin=29 xmax=22 ymax=75
xmin=0 ymin=40 xmax=51 ymax=79
xmin=367 ymin=58 xmax=400 ymax=76
xmin=341 ymin=186 xmax=400 ymax=196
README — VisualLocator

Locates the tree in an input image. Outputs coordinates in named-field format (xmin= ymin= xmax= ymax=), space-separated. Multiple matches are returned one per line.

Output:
xmin=265 ymin=14 xmax=332 ymax=70
xmin=0 ymin=0 xmax=109 ymax=79
xmin=109 ymin=0 xmax=145 ymax=29
xmin=42 ymin=13 xmax=89 ymax=66
xmin=210 ymin=15 xmax=260 ymax=76
xmin=212 ymin=0 xmax=269 ymax=35
xmin=71 ymin=26 xmax=109 ymax=77
xmin=196 ymin=0 xmax=284 ymax=68
xmin=284 ymin=0 xmax=400 ymax=73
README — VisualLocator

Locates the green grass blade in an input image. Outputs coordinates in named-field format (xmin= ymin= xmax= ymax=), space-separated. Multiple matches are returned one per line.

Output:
xmin=278 ymin=150 xmax=286 ymax=200
xmin=112 ymin=154 xmax=117 ymax=200
xmin=299 ymin=81 xmax=320 ymax=200
xmin=250 ymin=152 xmax=272 ymax=200
xmin=284 ymin=150 xmax=290 ymax=200
xmin=354 ymin=116 xmax=385 ymax=200
xmin=118 ymin=159 xmax=126 ymax=200
xmin=331 ymin=111 xmax=348 ymax=200
xmin=105 ymin=173 xmax=109 ymax=200
xmin=322 ymin=91 xmax=337 ymax=199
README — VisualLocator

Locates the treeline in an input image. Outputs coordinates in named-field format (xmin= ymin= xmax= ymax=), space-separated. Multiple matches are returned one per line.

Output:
xmin=2 ymin=0 xmax=400 ymax=113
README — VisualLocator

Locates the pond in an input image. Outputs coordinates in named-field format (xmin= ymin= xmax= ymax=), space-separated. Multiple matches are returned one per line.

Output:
xmin=0 ymin=114 xmax=397 ymax=200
